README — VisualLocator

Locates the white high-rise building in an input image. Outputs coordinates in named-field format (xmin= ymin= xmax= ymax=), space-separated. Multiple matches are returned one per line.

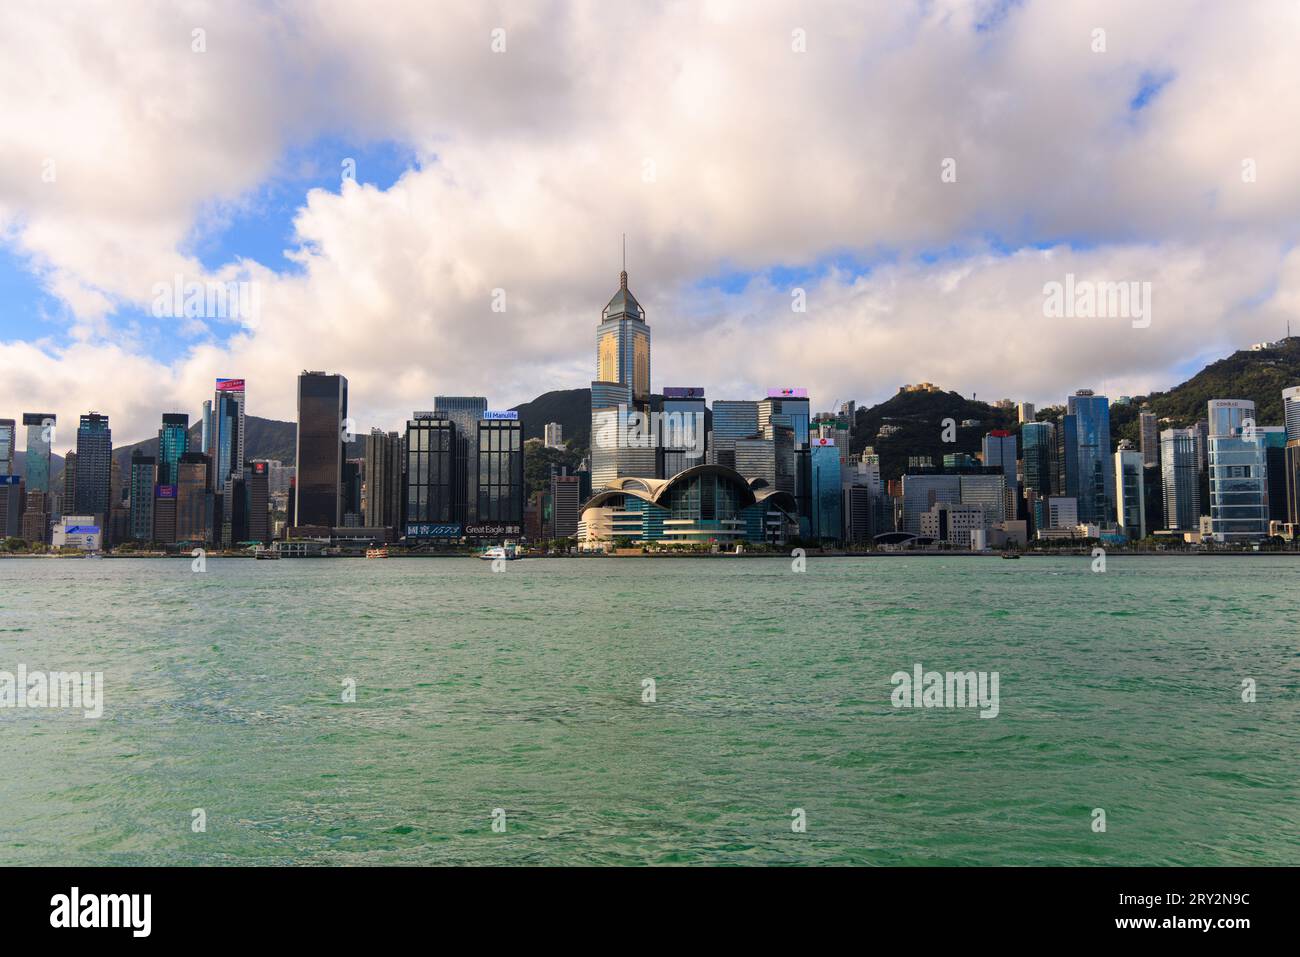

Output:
xmin=1207 ymin=399 xmax=1269 ymax=542
xmin=544 ymin=422 xmax=565 ymax=449
xmin=1114 ymin=443 xmax=1146 ymax=539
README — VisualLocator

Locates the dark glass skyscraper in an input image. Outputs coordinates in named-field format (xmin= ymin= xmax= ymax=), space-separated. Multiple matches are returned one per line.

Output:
xmin=434 ymin=396 xmax=487 ymax=522
xmin=476 ymin=416 xmax=524 ymax=526
xmin=405 ymin=414 xmax=456 ymax=529
xmin=157 ymin=413 xmax=189 ymax=486
xmin=129 ymin=451 xmax=155 ymax=541
xmin=295 ymin=371 xmax=348 ymax=527
xmin=1021 ymin=421 xmax=1055 ymax=498
xmin=74 ymin=412 xmax=113 ymax=521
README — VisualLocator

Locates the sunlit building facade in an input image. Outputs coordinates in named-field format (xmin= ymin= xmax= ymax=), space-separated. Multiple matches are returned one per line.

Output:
xmin=1206 ymin=399 xmax=1269 ymax=542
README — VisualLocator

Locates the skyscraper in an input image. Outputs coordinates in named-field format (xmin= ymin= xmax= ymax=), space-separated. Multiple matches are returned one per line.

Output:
xmin=73 ymin=413 xmax=112 ymax=525
xmin=596 ymin=265 xmax=651 ymax=407
xmin=1283 ymin=386 xmax=1300 ymax=441
xmin=22 ymin=413 xmax=55 ymax=494
xmin=759 ymin=392 xmax=812 ymax=532
xmin=1021 ymin=420 xmax=1056 ymax=514
xmin=404 ymin=413 xmax=457 ymax=531
xmin=544 ymin=422 xmax=564 ymax=449
xmin=550 ymin=472 xmax=580 ymax=539
xmin=364 ymin=429 xmax=403 ymax=531
xmin=63 ymin=450 xmax=77 ymax=510
xmin=295 ymin=371 xmax=348 ymax=528
xmin=1139 ymin=411 xmax=1159 ymax=467
xmin=1284 ymin=386 xmax=1300 ymax=526
xmin=176 ymin=451 xmax=211 ymax=543
xmin=1064 ymin=391 xmax=1113 ymax=526
xmin=1114 ymin=442 xmax=1146 ymax=539
xmin=434 ymin=396 xmax=487 ymax=523
xmin=591 ymin=259 xmax=651 ymax=493
xmin=982 ymin=429 xmax=1018 ymax=518
xmin=661 ymin=387 xmax=706 ymax=477
xmin=476 ymin=413 xmax=525 ymax=528
xmin=212 ymin=378 xmax=246 ymax=486
xmin=157 ymin=413 xmax=189 ymax=486
xmin=246 ymin=460 xmax=270 ymax=543
xmin=810 ymin=440 xmax=842 ymax=541
xmin=1160 ymin=428 xmax=1199 ymax=531
xmin=129 ymin=451 xmax=156 ymax=541
xmin=709 ymin=400 xmax=760 ymax=469
xmin=1206 ymin=399 xmax=1268 ymax=542
xmin=0 ymin=419 xmax=14 ymax=475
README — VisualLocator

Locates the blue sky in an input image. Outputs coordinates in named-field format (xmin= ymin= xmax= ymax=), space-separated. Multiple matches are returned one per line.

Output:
xmin=2 ymin=0 xmax=1297 ymax=443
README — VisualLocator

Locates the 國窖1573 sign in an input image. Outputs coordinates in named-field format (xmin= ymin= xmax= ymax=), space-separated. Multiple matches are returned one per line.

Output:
xmin=406 ymin=523 xmax=462 ymax=538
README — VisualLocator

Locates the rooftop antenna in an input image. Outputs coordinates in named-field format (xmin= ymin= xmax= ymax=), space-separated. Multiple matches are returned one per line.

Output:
xmin=620 ymin=233 xmax=628 ymax=289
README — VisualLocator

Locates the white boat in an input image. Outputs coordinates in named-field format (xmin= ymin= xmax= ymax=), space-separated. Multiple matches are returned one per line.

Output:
xmin=254 ymin=547 xmax=280 ymax=560
xmin=478 ymin=541 xmax=518 ymax=561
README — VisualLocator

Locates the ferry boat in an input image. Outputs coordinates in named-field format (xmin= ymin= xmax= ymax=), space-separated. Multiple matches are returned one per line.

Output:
xmin=1000 ymin=550 xmax=1021 ymax=560
xmin=365 ymin=547 xmax=389 ymax=559
xmin=478 ymin=542 xmax=518 ymax=561
xmin=254 ymin=547 xmax=280 ymax=560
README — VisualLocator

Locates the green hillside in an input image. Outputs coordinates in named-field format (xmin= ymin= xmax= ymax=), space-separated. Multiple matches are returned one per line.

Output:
xmin=852 ymin=389 xmax=1018 ymax=482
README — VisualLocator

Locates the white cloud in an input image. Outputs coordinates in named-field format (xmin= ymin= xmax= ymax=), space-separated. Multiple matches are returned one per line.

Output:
xmin=1 ymin=0 xmax=1299 ymax=442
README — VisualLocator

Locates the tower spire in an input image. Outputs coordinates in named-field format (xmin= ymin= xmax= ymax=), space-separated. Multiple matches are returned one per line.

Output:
xmin=620 ymin=234 xmax=627 ymax=288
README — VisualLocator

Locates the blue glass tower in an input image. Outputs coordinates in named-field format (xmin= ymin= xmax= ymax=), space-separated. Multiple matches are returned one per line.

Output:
xmin=1064 ymin=391 xmax=1113 ymax=525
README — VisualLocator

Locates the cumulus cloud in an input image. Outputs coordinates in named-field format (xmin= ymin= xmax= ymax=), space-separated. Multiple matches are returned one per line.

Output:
xmin=1 ymin=0 xmax=1298 ymax=443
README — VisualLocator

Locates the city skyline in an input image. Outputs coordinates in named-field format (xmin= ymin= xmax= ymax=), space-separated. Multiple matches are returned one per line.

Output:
xmin=4 ymin=2 xmax=1300 ymax=444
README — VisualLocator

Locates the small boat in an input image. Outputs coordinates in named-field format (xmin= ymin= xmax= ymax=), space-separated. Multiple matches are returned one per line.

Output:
xmin=255 ymin=547 xmax=280 ymax=560
xmin=1000 ymin=550 xmax=1021 ymax=559
xmin=478 ymin=541 xmax=518 ymax=561
xmin=365 ymin=547 xmax=389 ymax=559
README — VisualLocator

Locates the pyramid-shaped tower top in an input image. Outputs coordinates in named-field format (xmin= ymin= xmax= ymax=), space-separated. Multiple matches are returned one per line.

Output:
xmin=602 ymin=236 xmax=644 ymax=322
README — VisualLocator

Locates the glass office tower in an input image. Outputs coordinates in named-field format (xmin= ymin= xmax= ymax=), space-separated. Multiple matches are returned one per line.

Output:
xmin=405 ymin=415 xmax=457 ymax=529
xmin=213 ymin=378 xmax=246 ymax=487
xmin=476 ymin=416 xmax=524 ymax=526
xmin=1065 ymin=391 xmax=1113 ymax=525
xmin=22 ymin=413 xmax=56 ymax=493
xmin=129 ymin=451 xmax=156 ymax=541
xmin=74 ymin=412 xmax=113 ymax=520
xmin=1161 ymin=428 xmax=1200 ymax=531
xmin=0 ymin=419 xmax=13 ymax=475
xmin=710 ymin=400 xmax=760 ymax=469
xmin=1021 ymin=421 xmax=1056 ymax=498
xmin=294 ymin=371 xmax=348 ymax=528
xmin=157 ymin=413 xmax=189 ymax=486
xmin=434 ymin=396 xmax=487 ymax=522
xmin=1114 ymin=445 xmax=1146 ymax=539
xmin=596 ymin=269 xmax=651 ymax=407
xmin=661 ymin=387 xmax=707 ymax=477
xmin=810 ymin=441 xmax=842 ymax=541
xmin=1207 ymin=399 xmax=1268 ymax=542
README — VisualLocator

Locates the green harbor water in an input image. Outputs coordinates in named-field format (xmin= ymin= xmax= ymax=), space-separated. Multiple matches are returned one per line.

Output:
xmin=0 ymin=555 xmax=1296 ymax=866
